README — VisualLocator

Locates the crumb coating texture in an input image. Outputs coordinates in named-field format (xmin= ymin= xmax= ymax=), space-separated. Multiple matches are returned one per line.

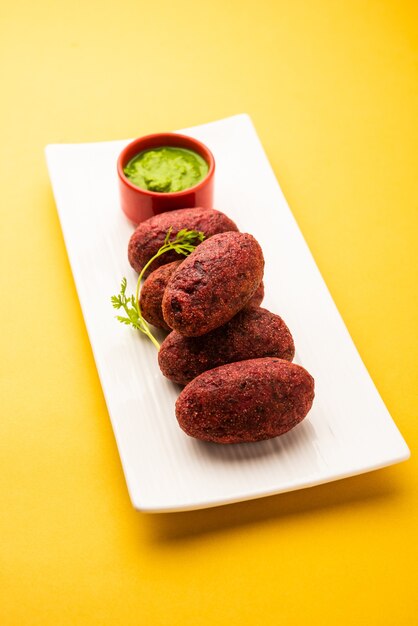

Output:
xmin=142 ymin=265 xmax=263 ymax=332
xmin=175 ymin=358 xmax=314 ymax=443
xmin=248 ymin=280 xmax=264 ymax=308
xmin=128 ymin=207 xmax=238 ymax=276
xmin=159 ymin=307 xmax=295 ymax=384
xmin=162 ymin=232 xmax=264 ymax=336
xmin=140 ymin=261 xmax=182 ymax=330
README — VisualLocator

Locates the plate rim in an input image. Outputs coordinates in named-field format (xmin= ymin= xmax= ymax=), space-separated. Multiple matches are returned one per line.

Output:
xmin=45 ymin=113 xmax=411 ymax=513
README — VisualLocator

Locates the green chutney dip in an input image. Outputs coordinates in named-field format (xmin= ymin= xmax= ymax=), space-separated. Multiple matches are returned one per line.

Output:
xmin=123 ymin=146 xmax=209 ymax=193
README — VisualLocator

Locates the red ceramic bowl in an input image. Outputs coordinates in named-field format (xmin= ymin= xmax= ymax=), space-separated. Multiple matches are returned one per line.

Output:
xmin=117 ymin=132 xmax=215 ymax=224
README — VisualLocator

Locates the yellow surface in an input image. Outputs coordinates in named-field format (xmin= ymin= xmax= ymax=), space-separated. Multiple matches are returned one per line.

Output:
xmin=1 ymin=1 xmax=417 ymax=624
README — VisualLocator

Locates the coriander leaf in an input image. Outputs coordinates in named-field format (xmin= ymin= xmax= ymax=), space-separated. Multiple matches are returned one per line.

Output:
xmin=111 ymin=227 xmax=205 ymax=350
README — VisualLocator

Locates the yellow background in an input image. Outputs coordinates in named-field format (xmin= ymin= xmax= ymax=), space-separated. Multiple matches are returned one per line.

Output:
xmin=1 ymin=1 xmax=417 ymax=624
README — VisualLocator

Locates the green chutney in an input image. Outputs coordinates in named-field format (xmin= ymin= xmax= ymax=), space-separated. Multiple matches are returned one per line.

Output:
xmin=123 ymin=146 xmax=209 ymax=193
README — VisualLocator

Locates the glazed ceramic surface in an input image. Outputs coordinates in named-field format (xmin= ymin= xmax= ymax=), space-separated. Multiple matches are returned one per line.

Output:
xmin=45 ymin=114 xmax=409 ymax=512
xmin=117 ymin=132 xmax=215 ymax=223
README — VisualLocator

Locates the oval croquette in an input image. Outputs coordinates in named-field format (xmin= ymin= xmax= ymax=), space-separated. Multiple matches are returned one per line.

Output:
xmin=162 ymin=232 xmax=264 ymax=336
xmin=158 ymin=307 xmax=294 ymax=384
xmin=128 ymin=207 xmax=238 ymax=276
xmin=175 ymin=358 xmax=314 ymax=443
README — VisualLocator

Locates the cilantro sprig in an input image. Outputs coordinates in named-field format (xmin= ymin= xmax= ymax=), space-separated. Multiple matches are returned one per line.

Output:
xmin=111 ymin=228 xmax=205 ymax=349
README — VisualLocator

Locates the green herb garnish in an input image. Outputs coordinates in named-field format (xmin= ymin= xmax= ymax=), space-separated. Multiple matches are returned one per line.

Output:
xmin=111 ymin=228 xmax=205 ymax=349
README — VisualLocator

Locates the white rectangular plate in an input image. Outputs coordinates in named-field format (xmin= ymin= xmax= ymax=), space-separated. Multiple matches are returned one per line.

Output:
xmin=45 ymin=114 xmax=410 ymax=512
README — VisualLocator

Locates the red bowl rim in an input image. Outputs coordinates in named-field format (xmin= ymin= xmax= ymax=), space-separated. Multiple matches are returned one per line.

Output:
xmin=117 ymin=132 xmax=215 ymax=198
